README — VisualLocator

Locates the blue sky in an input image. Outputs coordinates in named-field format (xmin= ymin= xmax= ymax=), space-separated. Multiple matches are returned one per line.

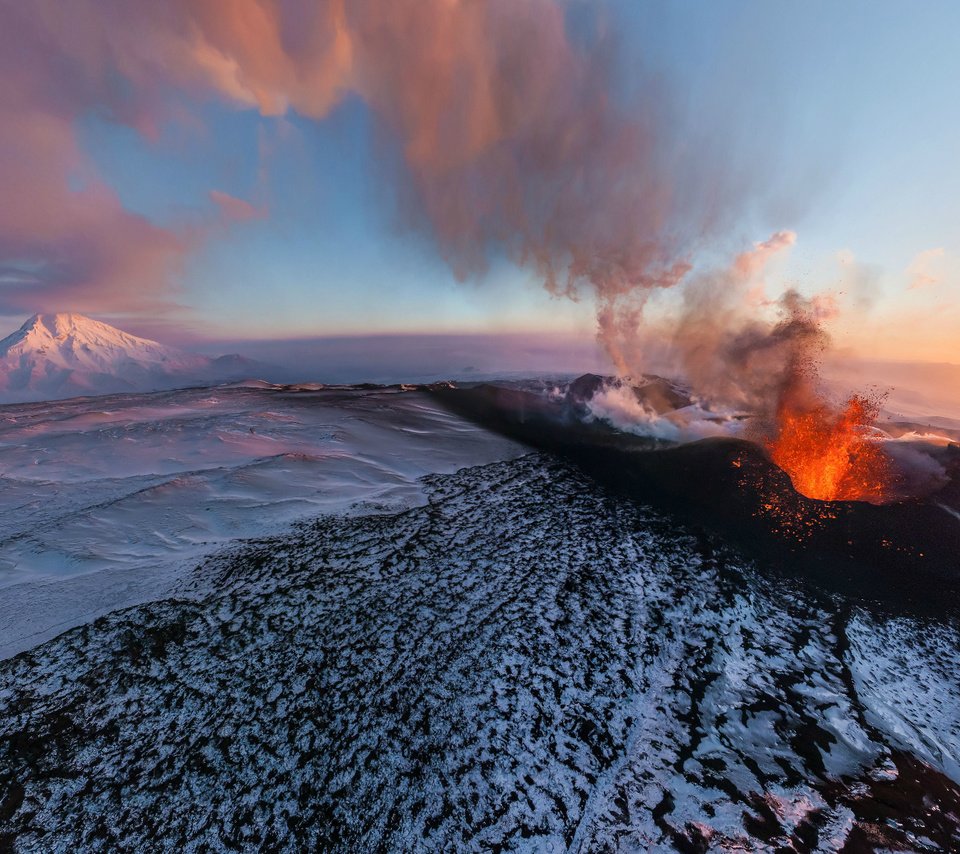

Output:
xmin=73 ymin=94 xmax=589 ymax=341
xmin=2 ymin=1 xmax=958 ymax=362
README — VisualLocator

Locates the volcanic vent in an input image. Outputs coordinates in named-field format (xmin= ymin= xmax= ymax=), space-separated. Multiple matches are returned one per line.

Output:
xmin=751 ymin=296 xmax=895 ymax=504
xmin=432 ymin=369 xmax=960 ymax=599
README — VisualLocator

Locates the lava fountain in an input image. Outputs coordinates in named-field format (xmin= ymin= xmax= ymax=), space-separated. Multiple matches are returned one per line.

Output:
xmin=757 ymin=297 xmax=894 ymax=503
xmin=765 ymin=391 xmax=892 ymax=503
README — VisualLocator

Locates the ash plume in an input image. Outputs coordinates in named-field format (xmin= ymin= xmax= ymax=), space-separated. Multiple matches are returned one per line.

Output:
xmin=1 ymin=0 xmax=756 ymax=340
xmin=626 ymin=231 xmax=809 ymax=414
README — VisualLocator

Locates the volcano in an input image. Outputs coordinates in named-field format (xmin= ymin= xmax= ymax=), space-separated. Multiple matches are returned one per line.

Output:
xmin=0 ymin=313 xmax=266 ymax=403
xmin=1 ymin=382 xmax=958 ymax=851
xmin=432 ymin=378 xmax=960 ymax=606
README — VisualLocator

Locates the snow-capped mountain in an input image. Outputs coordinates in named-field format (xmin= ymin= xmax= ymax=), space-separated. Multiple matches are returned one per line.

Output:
xmin=0 ymin=313 xmax=262 ymax=402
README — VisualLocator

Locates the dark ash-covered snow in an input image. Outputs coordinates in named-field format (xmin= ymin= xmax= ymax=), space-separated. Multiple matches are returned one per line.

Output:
xmin=2 ymin=454 xmax=959 ymax=851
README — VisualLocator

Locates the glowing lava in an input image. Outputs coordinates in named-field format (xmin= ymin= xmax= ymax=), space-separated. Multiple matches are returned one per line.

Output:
xmin=766 ymin=392 xmax=892 ymax=503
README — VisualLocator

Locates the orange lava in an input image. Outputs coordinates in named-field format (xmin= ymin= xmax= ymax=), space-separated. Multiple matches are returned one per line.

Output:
xmin=766 ymin=393 xmax=892 ymax=503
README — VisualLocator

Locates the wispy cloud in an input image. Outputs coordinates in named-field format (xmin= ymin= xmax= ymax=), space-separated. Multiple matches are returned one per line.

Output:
xmin=210 ymin=190 xmax=266 ymax=223
xmin=907 ymin=247 xmax=946 ymax=291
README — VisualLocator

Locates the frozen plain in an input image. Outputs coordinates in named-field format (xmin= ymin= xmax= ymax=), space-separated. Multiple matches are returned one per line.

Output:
xmin=0 ymin=385 xmax=522 ymax=657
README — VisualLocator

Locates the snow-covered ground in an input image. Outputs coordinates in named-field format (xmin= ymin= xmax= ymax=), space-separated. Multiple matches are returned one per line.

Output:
xmin=0 ymin=385 xmax=522 ymax=657
xmin=1 ymin=385 xmax=958 ymax=850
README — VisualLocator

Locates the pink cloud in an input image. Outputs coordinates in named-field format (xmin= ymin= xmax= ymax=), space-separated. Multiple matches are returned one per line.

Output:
xmin=0 ymin=0 xmax=753 ymax=341
xmin=0 ymin=111 xmax=189 ymax=314
xmin=733 ymin=230 xmax=797 ymax=280
xmin=210 ymin=190 xmax=266 ymax=222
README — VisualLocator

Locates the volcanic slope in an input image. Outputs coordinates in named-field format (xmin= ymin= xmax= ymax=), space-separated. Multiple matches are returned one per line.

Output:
xmin=1 ymin=455 xmax=959 ymax=851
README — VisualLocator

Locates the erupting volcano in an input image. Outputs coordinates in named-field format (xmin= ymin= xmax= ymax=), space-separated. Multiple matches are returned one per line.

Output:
xmin=728 ymin=290 xmax=898 ymax=505
xmin=3 ymin=1 xmax=960 ymax=850
xmin=765 ymin=390 xmax=892 ymax=503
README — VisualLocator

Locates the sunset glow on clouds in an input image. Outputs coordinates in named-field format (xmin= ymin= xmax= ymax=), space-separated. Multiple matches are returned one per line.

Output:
xmin=0 ymin=0 xmax=957 ymax=364
xmin=907 ymin=248 xmax=947 ymax=292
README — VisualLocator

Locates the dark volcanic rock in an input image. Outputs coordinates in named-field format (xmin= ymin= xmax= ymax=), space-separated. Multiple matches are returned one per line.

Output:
xmin=565 ymin=372 xmax=607 ymax=406
xmin=431 ymin=384 xmax=960 ymax=602
xmin=564 ymin=374 xmax=693 ymax=415
xmin=631 ymin=375 xmax=692 ymax=414
xmin=565 ymin=373 xmax=692 ymax=416
xmin=1 ymin=455 xmax=958 ymax=851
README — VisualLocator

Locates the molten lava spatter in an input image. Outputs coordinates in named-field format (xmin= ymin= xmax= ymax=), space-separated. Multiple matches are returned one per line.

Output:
xmin=766 ymin=393 xmax=892 ymax=503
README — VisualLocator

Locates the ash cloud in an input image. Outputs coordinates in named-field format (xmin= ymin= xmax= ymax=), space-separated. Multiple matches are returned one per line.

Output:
xmin=1 ymin=0 xmax=762 ymax=338
xmin=630 ymin=231 xmax=809 ymax=415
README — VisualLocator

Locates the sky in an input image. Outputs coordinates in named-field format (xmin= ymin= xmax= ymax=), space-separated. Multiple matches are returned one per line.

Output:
xmin=0 ymin=0 xmax=958 ymax=367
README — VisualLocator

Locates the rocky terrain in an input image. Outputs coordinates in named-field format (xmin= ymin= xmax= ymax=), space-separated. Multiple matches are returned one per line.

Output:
xmin=2 ymin=452 xmax=958 ymax=851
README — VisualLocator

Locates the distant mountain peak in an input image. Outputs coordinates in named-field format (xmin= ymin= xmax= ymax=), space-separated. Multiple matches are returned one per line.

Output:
xmin=0 ymin=312 xmax=264 ymax=403
xmin=22 ymin=310 xmax=133 ymax=333
xmin=23 ymin=311 xmax=99 ymax=331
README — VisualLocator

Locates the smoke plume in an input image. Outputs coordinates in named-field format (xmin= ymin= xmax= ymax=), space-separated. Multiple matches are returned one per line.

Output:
xmin=0 ymin=0 xmax=749 ymax=339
